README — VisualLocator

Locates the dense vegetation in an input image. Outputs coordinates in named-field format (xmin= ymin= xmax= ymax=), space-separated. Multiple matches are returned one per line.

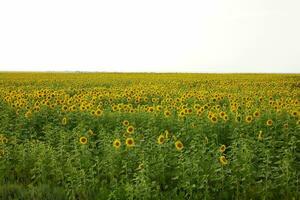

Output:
xmin=0 ymin=73 xmax=299 ymax=199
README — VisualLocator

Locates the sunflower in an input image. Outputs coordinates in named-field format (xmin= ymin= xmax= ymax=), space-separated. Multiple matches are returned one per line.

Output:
xmin=178 ymin=110 xmax=185 ymax=118
xmin=62 ymin=117 xmax=67 ymax=125
xmin=25 ymin=110 xmax=32 ymax=118
xmin=123 ymin=120 xmax=129 ymax=126
xmin=219 ymin=111 xmax=225 ymax=117
xmin=235 ymin=115 xmax=241 ymax=122
xmin=292 ymin=110 xmax=298 ymax=117
xmin=253 ymin=111 xmax=260 ymax=118
xmin=62 ymin=105 xmax=68 ymax=112
xmin=126 ymin=138 xmax=135 ymax=147
xmin=113 ymin=139 xmax=121 ymax=149
xmin=165 ymin=130 xmax=170 ymax=139
xmin=219 ymin=145 xmax=226 ymax=153
xmin=147 ymin=107 xmax=154 ymax=112
xmin=0 ymin=135 xmax=8 ymax=144
xmin=94 ymin=109 xmax=103 ymax=117
xmin=0 ymin=149 xmax=4 ymax=157
xmin=283 ymin=123 xmax=288 ymax=129
xmin=127 ymin=126 xmax=134 ymax=134
xmin=258 ymin=131 xmax=263 ymax=141
xmin=164 ymin=110 xmax=171 ymax=117
xmin=210 ymin=116 xmax=218 ymax=123
xmin=219 ymin=156 xmax=228 ymax=166
xmin=245 ymin=115 xmax=253 ymax=123
xmin=79 ymin=136 xmax=88 ymax=145
xmin=157 ymin=135 xmax=165 ymax=144
xmin=175 ymin=140 xmax=184 ymax=151
xmin=222 ymin=115 xmax=228 ymax=122
xmin=88 ymin=129 xmax=95 ymax=136
xmin=266 ymin=119 xmax=273 ymax=126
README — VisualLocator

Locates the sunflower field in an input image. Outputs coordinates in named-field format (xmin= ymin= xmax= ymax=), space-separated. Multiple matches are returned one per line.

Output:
xmin=0 ymin=73 xmax=299 ymax=200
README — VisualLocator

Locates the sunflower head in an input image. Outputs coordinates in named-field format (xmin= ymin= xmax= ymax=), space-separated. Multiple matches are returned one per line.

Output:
xmin=164 ymin=110 xmax=171 ymax=117
xmin=94 ymin=109 xmax=103 ymax=117
xmin=62 ymin=117 xmax=67 ymax=125
xmin=123 ymin=120 xmax=129 ymax=126
xmin=258 ymin=131 xmax=263 ymax=141
xmin=126 ymin=138 xmax=135 ymax=147
xmin=113 ymin=139 xmax=121 ymax=149
xmin=165 ymin=130 xmax=170 ymax=139
xmin=127 ymin=126 xmax=134 ymax=134
xmin=219 ymin=144 xmax=226 ymax=153
xmin=219 ymin=111 xmax=225 ymax=117
xmin=0 ymin=135 xmax=8 ymax=144
xmin=266 ymin=119 xmax=273 ymax=126
xmin=292 ymin=110 xmax=298 ymax=117
xmin=157 ymin=135 xmax=165 ymax=145
xmin=245 ymin=115 xmax=253 ymax=123
xmin=175 ymin=140 xmax=184 ymax=151
xmin=219 ymin=156 xmax=228 ymax=166
xmin=210 ymin=116 xmax=218 ymax=123
xmin=253 ymin=111 xmax=260 ymax=118
xmin=79 ymin=136 xmax=88 ymax=145
xmin=88 ymin=129 xmax=95 ymax=136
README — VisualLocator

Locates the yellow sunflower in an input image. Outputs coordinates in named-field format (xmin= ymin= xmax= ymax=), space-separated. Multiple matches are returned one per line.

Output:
xmin=219 ymin=156 xmax=228 ymax=165
xmin=126 ymin=138 xmax=135 ymax=147
xmin=94 ymin=109 xmax=103 ymax=117
xmin=219 ymin=145 xmax=226 ymax=153
xmin=113 ymin=139 xmax=121 ymax=149
xmin=88 ymin=129 xmax=95 ymax=136
xmin=164 ymin=110 xmax=171 ymax=117
xmin=266 ymin=119 xmax=273 ymax=126
xmin=210 ymin=116 xmax=218 ymax=124
xmin=258 ymin=131 xmax=263 ymax=141
xmin=175 ymin=140 xmax=184 ymax=151
xmin=123 ymin=120 xmax=130 ymax=126
xmin=165 ymin=130 xmax=170 ymax=139
xmin=245 ymin=115 xmax=253 ymax=123
xmin=157 ymin=135 xmax=165 ymax=145
xmin=62 ymin=117 xmax=67 ymax=125
xmin=127 ymin=126 xmax=134 ymax=134
xmin=79 ymin=136 xmax=88 ymax=145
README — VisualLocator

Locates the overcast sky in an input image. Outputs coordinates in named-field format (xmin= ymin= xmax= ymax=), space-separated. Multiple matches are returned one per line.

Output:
xmin=0 ymin=0 xmax=299 ymax=73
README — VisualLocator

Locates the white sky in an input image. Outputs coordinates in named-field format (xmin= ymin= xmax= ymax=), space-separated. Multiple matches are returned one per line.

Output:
xmin=0 ymin=0 xmax=299 ymax=73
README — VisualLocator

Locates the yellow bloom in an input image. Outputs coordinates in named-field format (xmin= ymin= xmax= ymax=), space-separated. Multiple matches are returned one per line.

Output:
xmin=245 ymin=115 xmax=253 ymax=123
xmin=25 ymin=110 xmax=32 ymax=118
xmin=253 ymin=111 xmax=260 ymax=118
xmin=210 ymin=116 xmax=218 ymax=123
xmin=62 ymin=105 xmax=68 ymax=112
xmin=219 ymin=145 xmax=226 ymax=153
xmin=62 ymin=117 xmax=67 ymax=125
xmin=0 ymin=149 xmax=4 ymax=157
xmin=175 ymin=140 xmax=184 ymax=151
xmin=165 ymin=130 xmax=170 ymax=139
xmin=127 ymin=126 xmax=134 ymax=134
xmin=136 ymin=163 xmax=144 ymax=170
xmin=0 ymin=135 xmax=8 ymax=144
xmin=79 ymin=136 xmax=88 ymax=145
xmin=157 ymin=135 xmax=165 ymax=145
xmin=164 ymin=110 xmax=171 ymax=117
xmin=94 ymin=109 xmax=103 ymax=117
xmin=266 ymin=119 xmax=273 ymax=126
xmin=113 ymin=139 xmax=121 ymax=149
xmin=123 ymin=120 xmax=129 ymax=126
xmin=219 ymin=156 xmax=228 ymax=165
xmin=88 ymin=129 xmax=95 ymax=136
xmin=258 ymin=131 xmax=263 ymax=141
xmin=126 ymin=138 xmax=135 ymax=147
